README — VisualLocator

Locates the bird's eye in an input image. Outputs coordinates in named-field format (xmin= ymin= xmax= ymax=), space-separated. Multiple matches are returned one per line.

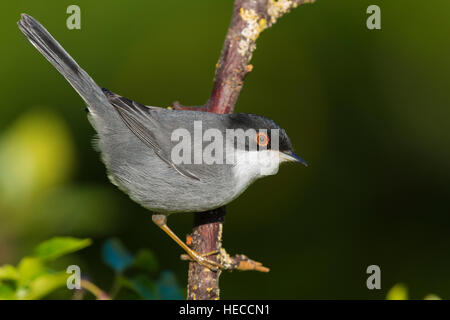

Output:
xmin=255 ymin=132 xmax=269 ymax=147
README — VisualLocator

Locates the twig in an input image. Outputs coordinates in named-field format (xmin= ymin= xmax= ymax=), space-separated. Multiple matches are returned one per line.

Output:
xmin=174 ymin=0 xmax=314 ymax=300
xmin=80 ymin=279 xmax=111 ymax=300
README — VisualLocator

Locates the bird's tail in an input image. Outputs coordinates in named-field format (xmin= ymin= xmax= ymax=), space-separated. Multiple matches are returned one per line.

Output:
xmin=18 ymin=14 xmax=110 ymax=116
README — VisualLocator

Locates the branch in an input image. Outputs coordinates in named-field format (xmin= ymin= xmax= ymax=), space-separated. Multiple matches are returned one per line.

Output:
xmin=174 ymin=0 xmax=314 ymax=300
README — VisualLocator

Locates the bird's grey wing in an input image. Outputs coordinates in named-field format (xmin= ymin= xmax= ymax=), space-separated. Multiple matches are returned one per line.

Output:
xmin=102 ymin=88 xmax=200 ymax=181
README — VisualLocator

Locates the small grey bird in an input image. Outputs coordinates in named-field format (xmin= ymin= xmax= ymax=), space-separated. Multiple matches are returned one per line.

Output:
xmin=18 ymin=14 xmax=306 ymax=270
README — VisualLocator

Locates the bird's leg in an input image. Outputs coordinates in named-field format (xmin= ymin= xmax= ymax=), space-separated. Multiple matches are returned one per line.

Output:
xmin=201 ymin=250 xmax=219 ymax=257
xmin=152 ymin=214 xmax=224 ymax=271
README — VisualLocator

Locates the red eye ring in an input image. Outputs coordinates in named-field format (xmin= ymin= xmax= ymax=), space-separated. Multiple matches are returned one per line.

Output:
xmin=255 ymin=132 xmax=269 ymax=147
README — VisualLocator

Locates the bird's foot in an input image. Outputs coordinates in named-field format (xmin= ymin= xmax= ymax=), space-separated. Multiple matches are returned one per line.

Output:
xmin=181 ymin=250 xmax=225 ymax=272
xmin=182 ymin=248 xmax=270 ymax=273
xmin=201 ymin=250 xmax=219 ymax=257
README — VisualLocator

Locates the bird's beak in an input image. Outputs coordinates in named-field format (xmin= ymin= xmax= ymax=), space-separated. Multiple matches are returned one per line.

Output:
xmin=280 ymin=150 xmax=308 ymax=167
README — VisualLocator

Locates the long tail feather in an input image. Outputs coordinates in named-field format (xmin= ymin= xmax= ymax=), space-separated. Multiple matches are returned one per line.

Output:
xmin=18 ymin=13 xmax=109 ymax=115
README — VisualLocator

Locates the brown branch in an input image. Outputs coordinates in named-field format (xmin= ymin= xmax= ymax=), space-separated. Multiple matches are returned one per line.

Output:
xmin=174 ymin=0 xmax=314 ymax=300
xmin=185 ymin=207 xmax=225 ymax=300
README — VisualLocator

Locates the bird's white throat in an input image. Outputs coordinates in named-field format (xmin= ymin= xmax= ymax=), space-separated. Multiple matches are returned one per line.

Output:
xmin=232 ymin=149 xmax=282 ymax=195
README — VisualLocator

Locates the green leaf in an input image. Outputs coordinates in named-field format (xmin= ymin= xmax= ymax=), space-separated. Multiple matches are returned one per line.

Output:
xmin=0 ymin=264 xmax=19 ymax=281
xmin=21 ymin=272 xmax=68 ymax=300
xmin=115 ymin=275 xmax=136 ymax=291
xmin=0 ymin=284 xmax=16 ymax=300
xmin=33 ymin=237 xmax=92 ymax=261
xmin=17 ymin=257 xmax=46 ymax=287
xmin=102 ymin=238 xmax=134 ymax=273
xmin=133 ymin=249 xmax=158 ymax=273
xmin=386 ymin=283 xmax=408 ymax=300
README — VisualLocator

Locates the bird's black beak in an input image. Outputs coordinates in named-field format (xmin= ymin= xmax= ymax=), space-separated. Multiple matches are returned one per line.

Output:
xmin=280 ymin=150 xmax=308 ymax=167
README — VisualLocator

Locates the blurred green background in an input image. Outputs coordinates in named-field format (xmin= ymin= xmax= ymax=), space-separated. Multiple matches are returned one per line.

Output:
xmin=1 ymin=0 xmax=450 ymax=299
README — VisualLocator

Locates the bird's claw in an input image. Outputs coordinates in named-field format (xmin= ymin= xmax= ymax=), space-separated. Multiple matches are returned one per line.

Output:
xmin=181 ymin=250 xmax=225 ymax=272
xmin=196 ymin=255 xmax=225 ymax=272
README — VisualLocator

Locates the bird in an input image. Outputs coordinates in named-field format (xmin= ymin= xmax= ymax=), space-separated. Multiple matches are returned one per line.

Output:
xmin=18 ymin=14 xmax=307 ymax=270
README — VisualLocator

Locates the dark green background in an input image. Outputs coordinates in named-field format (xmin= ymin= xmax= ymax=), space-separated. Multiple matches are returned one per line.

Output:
xmin=1 ymin=0 xmax=450 ymax=299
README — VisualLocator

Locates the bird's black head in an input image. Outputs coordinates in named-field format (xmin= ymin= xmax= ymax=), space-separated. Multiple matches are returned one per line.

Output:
xmin=226 ymin=113 xmax=307 ymax=166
